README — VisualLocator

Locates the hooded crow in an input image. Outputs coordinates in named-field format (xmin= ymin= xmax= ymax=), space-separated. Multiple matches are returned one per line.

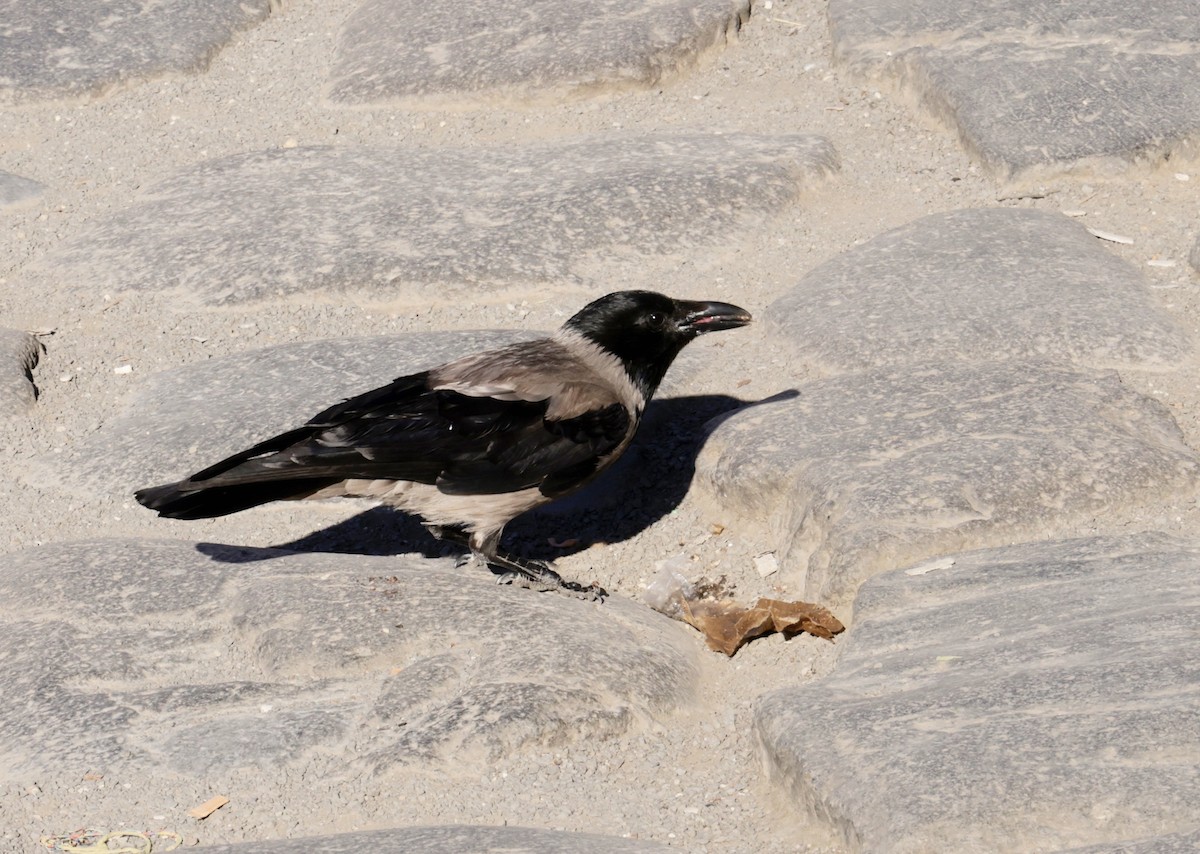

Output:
xmin=135 ymin=290 xmax=752 ymax=598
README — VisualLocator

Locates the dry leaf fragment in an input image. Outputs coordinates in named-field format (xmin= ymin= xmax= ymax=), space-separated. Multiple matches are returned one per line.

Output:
xmin=681 ymin=596 xmax=844 ymax=655
xmin=188 ymin=795 xmax=229 ymax=820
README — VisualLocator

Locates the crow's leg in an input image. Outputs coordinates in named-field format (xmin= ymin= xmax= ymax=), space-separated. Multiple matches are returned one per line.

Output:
xmin=468 ymin=528 xmax=607 ymax=601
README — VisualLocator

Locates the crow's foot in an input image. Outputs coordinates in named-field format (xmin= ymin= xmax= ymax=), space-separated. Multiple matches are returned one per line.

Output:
xmin=486 ymin=552 xmax=607 ymax=602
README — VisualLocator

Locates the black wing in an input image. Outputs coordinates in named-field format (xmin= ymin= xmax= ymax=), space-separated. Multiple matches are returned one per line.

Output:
xmin=136 ymin=370 xmax=632 ymax=518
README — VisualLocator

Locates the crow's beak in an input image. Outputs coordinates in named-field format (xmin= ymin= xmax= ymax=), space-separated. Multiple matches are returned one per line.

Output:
xmin=677 ymin=300 xmax=753 ymax=334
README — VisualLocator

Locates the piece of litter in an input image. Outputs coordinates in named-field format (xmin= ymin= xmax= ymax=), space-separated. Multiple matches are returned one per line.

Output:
xmin=905 ymin=557 xmax=956 ymax=576
xmin=1087 ymin=228 xmax=1133 ymax=245
xmin=113 ymin=364 xmax=133 ymax=374
xmin=1147 ymin=259 xmax=1177 ymax=268
xmin=645 ymin=565 xmax=841 ymax=655
xmin=1061 ymin=209 xmax=1086 ymax=217
xmin=753 ymin=552 xmax=779 ymax=577
xmin=187 ymin=794 xmax=229 ymax=820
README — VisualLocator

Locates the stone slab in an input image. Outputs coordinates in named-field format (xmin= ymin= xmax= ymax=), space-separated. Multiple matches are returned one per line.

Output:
xmin=903 ymin=46 xmax=1200 ymax=181
xmin=0 ymin=328 xmax=40 ymax=415
xmin=0 ymin=539 xmax=698 ymax=778
xmin=0 ymin=0 xmax=273 ymax=104
xmin=327 ymin=0 xmax=748 ymax=106
xmin=23 ymin=133 xmax=837 ymax=306
xmin=767 ymin=208 xmax=1189 ymax=373
xmin=0 ymin=170 xmax=44 ymax=209
xmin=755 ymin=533 xmax=1200 ymax=852
xmin=45 ymin=328 xmax=699 ymax=503
xmin=204 ymin=825 xmax=670 ymax=852
xmin=829 ymin=0 xmax=1200 ymax=53
xmin=696 ymin=361 xmax=1199 ymax=604
xmin=828 ymin=0 xmax=1200 ymax=180
xmin=1066 ymin=828 xmax=1200 ymax=853
xmin=55 ymin=331 xmax=534 ymax=495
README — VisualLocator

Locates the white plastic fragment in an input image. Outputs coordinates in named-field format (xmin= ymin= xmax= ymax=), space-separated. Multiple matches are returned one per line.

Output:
xmin=644 ymin=554 xmax=694 ymax=618
xmin=753 ymin=552 xmax=779 ymax=577
xmin=1147 ymin=259 xmax=1177 ymax=268
xmin=113 ymin=364 xmax=133 ymax=374
xmin=1061 ymin=209 xmax=1086 ymax=217
xmin=904 ymin=557 xmax=956 ymax=576
xmin=1087 ymin=228 xmax=1134 ymax=245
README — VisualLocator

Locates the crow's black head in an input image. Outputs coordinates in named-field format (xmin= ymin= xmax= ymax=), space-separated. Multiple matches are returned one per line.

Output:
xmin=563 ymin=290 xmax=752 ymax=397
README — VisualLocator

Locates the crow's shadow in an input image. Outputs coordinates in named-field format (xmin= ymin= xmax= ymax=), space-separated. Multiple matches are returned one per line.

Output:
xmin=197 ymin=390 xmax=797 ymax=565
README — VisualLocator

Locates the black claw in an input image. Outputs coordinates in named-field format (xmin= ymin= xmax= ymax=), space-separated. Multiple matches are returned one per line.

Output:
xmin=475 ymin=549 xmax=605 ymax=601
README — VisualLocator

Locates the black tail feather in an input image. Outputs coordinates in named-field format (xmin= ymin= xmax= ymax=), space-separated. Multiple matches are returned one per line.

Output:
xmin=135 ymin=477 xmax=341 ymax=520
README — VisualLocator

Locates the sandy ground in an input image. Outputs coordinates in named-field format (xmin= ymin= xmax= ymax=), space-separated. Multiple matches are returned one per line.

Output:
xmin=2 ymin=0 xmax=1198 ymax=850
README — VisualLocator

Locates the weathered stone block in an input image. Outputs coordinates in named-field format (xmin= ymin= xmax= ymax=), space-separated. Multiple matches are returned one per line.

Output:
xmin=327 ymin=0 xmax=749 ymax=106
xmin=23 ymin=134 xmax=836 ymax=305
xmin=756 ymin=533 xmax=1200 ymax=852
xmin=697 ymin=362 xmax=1198 ymax=603
xmin=768 ymin=208 xmax=1188 ymax=372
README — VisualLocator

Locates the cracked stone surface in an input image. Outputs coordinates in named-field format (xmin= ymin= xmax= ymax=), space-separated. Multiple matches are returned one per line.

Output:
xmin=755 ymin=533 xmax=1200 ymax=852
xmin=23 ymin=133 xmax=836 ymax=306
xmin=0 ymin=328 xmax=40 ymax=415
xmin=0 ymin=539 xmax=697 ymax=777
xmin=829 ymin=0 xmax=1200 ymax=179
xmin=0 ymin=170 xmax=43 ymax=209
xmin=327 ymin=0 xmax=749 ymax=107
xmin=0 ymin=0 xmax=274 ymax=104
xmin=767 ymin=208 xmax=1190 ymax=373
xmin=204 ymin=825 xmax=671 ymax=852
xmin=696 ymin=362 xmax=1199 ymax=604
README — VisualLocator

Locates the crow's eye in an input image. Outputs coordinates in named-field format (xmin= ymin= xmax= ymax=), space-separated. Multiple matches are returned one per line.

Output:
xmin=647 ymin=312 xmax=666 ymax=328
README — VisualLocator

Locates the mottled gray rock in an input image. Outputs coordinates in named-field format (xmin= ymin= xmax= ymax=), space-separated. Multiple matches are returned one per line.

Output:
xmin=0 ymin=0 xmax=273 ymax=103
xmin=56 ymin=331 xmax=534 ymax=495
xmin=24 ymin=133 xmax=836 ymax=306
xmin=328 ymin=0 xmax=748 ymax=106
xmin=204 ymin=825 xmax=670 ymax=852
xmin=0 ymin=328 xmax=40 ymax=415
xmin=0 ymin=170 xmax=43 ymax=209
xmin=1066 ymin=827 xmax=1200 ymax=853
xmin=829 ymin=0 xmax=1200 ymax=179
xmin=696 ymin=362 xmax=1198 ymax=604
xmin=768 ymin=208 xmax=1189 ymax=373
xmin=756 ymin=533 xmax=1200 ymax=853
xmin=0 ymin=539 xmax=697 ymax=777
xmin=47 ymin=328 xmax=698 ymax=500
